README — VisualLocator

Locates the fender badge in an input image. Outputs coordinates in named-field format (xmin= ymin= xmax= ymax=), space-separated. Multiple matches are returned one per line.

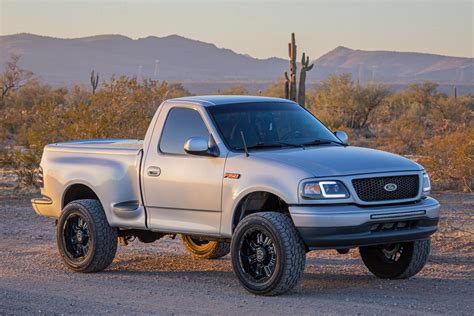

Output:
xmin=224 ymin=173 xmax=241 ymax=179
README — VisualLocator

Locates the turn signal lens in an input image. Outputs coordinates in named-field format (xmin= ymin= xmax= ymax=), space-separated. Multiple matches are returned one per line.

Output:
xmin=422 ymin=173 xmax=431 ymax=194
xmin=304 ymin=183 xmax=321 ymax=195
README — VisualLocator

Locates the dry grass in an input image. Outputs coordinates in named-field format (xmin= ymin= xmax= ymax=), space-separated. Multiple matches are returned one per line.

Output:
xmin=0 ymin=168 xmax=39 ymax=199
xmin=430 ymin=193 xmax=474 ymax=262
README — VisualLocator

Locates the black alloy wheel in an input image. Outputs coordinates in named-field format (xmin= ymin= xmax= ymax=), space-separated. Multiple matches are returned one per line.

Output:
xmin=238 ymin=229 xmax=277 ymax=282
xmin=231 ymin=212 xmax=306 ymax=296
xmin=63 ymin=213 xmax=91 ymax=262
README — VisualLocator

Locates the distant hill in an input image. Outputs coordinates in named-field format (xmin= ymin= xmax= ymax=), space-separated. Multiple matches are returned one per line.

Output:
xmin=312 ymin=46 xmax=473 ymax=84
xmin=0 ymin=33 xmax=472 ymax=90
xmin=0 ymin=33 xmax=286 ymax=85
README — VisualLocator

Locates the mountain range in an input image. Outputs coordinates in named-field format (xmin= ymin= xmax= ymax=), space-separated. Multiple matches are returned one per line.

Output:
xmin=0 ymin=33 xmax=472 ymax=92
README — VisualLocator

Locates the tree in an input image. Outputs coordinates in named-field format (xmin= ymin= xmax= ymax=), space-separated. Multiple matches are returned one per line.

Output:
xmin=314 ymin=74 xmax=389 ymax=131
xmin=0 ymin=54 xmax=33 ymax=105
xmin=352 ymin=83 xmax=390 ymax=130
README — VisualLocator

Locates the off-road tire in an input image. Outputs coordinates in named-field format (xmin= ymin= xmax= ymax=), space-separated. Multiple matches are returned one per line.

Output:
xmin=57 ymin=199 xmax=118 ymax=272
xmin=181 ymin=235 xmax=230 ymax=259
xmin=231 ymin=212 xmax=306 ymax=296
xmin=359 ymin=238 xmax=431 ymax=279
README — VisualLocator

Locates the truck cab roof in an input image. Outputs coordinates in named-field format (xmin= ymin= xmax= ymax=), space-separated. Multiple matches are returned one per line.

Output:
xmin=169 ymin=95 xmax=291 ymax=107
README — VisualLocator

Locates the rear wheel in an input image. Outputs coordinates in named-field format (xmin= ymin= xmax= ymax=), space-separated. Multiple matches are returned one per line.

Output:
xmin=231 ymin=212 xmax=306 ymax=296
xmin=181 ymin=235 xmax=230 ymax=259
xmin=57 ymin=199 xmax=117 ymax=272
xmin=359 ymin=239 xmax=431 ymax=279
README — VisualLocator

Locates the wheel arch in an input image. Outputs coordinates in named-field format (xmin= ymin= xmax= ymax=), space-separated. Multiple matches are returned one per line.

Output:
xmin=231 ymin=190 xmax=291 ymax=233
xmin=62 ymin=182 xmax=101 ymax=210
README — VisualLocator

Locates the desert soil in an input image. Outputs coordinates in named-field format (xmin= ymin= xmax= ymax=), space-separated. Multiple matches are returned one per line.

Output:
xmin=0 ymin=190 xmax=473 ymax=315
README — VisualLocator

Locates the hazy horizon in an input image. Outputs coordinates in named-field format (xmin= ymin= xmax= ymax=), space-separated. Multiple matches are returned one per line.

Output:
xmin=1 ymin=0 xmax=472 ymax=60
xmin=3 ymin=32 xmax=474 ymax=61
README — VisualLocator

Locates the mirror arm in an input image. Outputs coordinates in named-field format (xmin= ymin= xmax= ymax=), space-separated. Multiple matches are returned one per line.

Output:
xmin=208 ymin=147 xmax=220 ymax=157
xmin=207 ymin=136 xmax=220 ymax=157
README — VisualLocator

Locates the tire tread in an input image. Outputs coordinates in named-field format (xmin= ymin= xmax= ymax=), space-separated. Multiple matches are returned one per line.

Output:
xmin=58 ymin=199 xmax=117 ymax=273
xmin=359 ymin=238 xmax=431 ymax=279
xmin=232 ymin=212 xmax=306 ymax=296
xmin=397 ymin=238 xmax=431 ymax=279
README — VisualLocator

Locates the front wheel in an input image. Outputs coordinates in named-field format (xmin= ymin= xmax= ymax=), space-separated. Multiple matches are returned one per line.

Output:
xmin=57 ymin=199 xmax=117 ymax=273
xmin=231 ymin=212 xmax=306 ymax=296
xmin=181 ymin=235 xmax=230 ymax=259
xmin=359 ymin=239 xmax=431 ymax=279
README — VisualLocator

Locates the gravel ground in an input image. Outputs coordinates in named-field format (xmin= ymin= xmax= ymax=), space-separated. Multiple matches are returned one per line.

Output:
xmin=0 ymin=192 xmax=473 ymax=315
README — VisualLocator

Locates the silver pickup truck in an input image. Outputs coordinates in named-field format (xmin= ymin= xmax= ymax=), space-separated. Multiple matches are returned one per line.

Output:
xmin=32 ymin=95 xmax=439 ymax=295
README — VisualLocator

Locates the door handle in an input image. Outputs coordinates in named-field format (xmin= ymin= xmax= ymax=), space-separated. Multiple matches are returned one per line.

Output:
xmin=147 ymin=166 xmax=161 ymax=177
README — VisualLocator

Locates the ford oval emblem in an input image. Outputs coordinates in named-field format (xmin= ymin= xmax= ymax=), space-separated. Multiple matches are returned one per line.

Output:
xmin=384 ymin=183 xmax=398 ymax=192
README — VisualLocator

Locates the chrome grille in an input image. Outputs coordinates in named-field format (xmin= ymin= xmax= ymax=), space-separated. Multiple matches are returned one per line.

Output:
xmin=352 ymin=175 xmax=419 ymax=202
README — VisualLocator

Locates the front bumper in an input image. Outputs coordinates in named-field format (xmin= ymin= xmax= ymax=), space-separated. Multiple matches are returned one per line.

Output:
xmin=290 ymin=197 xmax=440 ymax=249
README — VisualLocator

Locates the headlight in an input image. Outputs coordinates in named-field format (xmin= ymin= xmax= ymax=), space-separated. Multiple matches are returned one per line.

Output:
xmin=422 ymin=173 xmax=431 ymax=194
xmin=301 ymin=180 xmax=350 ymax=199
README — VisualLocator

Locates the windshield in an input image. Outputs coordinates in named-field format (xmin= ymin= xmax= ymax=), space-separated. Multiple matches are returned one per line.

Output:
xmin=207 ymin=102 xmax=342 ymax=151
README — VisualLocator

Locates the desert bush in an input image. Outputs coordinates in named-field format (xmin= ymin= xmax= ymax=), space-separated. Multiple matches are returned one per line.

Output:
xmin=417 ymin=127 xmax=473 ymax=192
xmin=216 ymin=85 xmax=249 ymax=95
xmin=310 ymin=74 xmax=390 ymax=132
xmin=367 ymin=82 xmax=473 ymax=190
xmin=2 ymin=148 xmax=39 ymax=187
xmin=305 ymin=76 xmax=473 ymax=191
xmin=1 ymin=66 xmax=472 ymax=192
xmin=0 ymin=80 xmax=69 ymax=146
xmin=0 ymin=75 xmax=190 ymax=186
xmin=262 ymin=78 xmax=287 ymax=98
xmin=0 ymin=54 xmax=33 ymax=107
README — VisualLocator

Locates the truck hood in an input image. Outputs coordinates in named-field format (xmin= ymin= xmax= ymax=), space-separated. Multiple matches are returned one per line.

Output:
xmin=254 ymin=145 xmax=422 ymax=177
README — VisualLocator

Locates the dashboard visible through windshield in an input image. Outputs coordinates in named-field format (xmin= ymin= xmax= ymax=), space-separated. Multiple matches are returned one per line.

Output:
xmin=207 ymin=102 xmax=342 ymax=151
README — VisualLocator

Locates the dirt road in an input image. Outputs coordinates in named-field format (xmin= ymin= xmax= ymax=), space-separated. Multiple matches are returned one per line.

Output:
xmin=1 ymin=192 xmax=473 ymax=315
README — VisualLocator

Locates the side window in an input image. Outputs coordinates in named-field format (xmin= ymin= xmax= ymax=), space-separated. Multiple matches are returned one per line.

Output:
xmin=159 ymin=107 xmax=210 ymax=155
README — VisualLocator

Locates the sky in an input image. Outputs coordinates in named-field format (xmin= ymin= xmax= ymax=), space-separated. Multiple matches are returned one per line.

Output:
xmin=1 ymin=0 xmax=473 ymax=59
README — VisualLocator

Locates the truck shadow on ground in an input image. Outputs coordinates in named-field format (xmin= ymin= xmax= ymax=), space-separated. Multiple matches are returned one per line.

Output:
xmin=102 ymin=253 xmax=469 ymax=297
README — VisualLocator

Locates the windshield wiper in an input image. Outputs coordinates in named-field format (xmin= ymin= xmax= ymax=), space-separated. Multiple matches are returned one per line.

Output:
xmin=300 ymin=139 xmax=345 ymax=147
xmin=236 ymin=140 xmax=343 ymax=151
xmin=278 ymin=142 xmax=305 ymax=148
xmin=236 ymin=142 xmax=282 ymax=151
xmin=236 ymin=142 xmax=303 ymax=151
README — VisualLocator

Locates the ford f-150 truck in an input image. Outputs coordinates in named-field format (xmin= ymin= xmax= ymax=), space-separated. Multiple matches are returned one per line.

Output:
xmin=32 ymin=95 xmax=439 ymax=295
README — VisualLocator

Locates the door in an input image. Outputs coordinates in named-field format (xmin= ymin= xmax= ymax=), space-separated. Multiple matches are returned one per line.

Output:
xmin=143 ymin=106 xmax=225 ymax=234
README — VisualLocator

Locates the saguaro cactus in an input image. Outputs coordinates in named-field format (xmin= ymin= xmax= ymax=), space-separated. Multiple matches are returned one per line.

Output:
xmin=90 ymin=70 xmax=99 ymax=94
xmin=283 ymin=33 xmax=314 ymax=108
xmin=284 ymin=72 xmax=290 ymax=100
xmin=288 ymin=33 xmax=297 ymax=102
xmin=297 ymin=52 xmax=314 ymax=107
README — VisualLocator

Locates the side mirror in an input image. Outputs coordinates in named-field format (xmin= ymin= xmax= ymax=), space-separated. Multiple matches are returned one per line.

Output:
xmin=334 ymin=130 xmax=349 ymax=144
xmin=184 ymin=137 xmax=218 ymax=157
